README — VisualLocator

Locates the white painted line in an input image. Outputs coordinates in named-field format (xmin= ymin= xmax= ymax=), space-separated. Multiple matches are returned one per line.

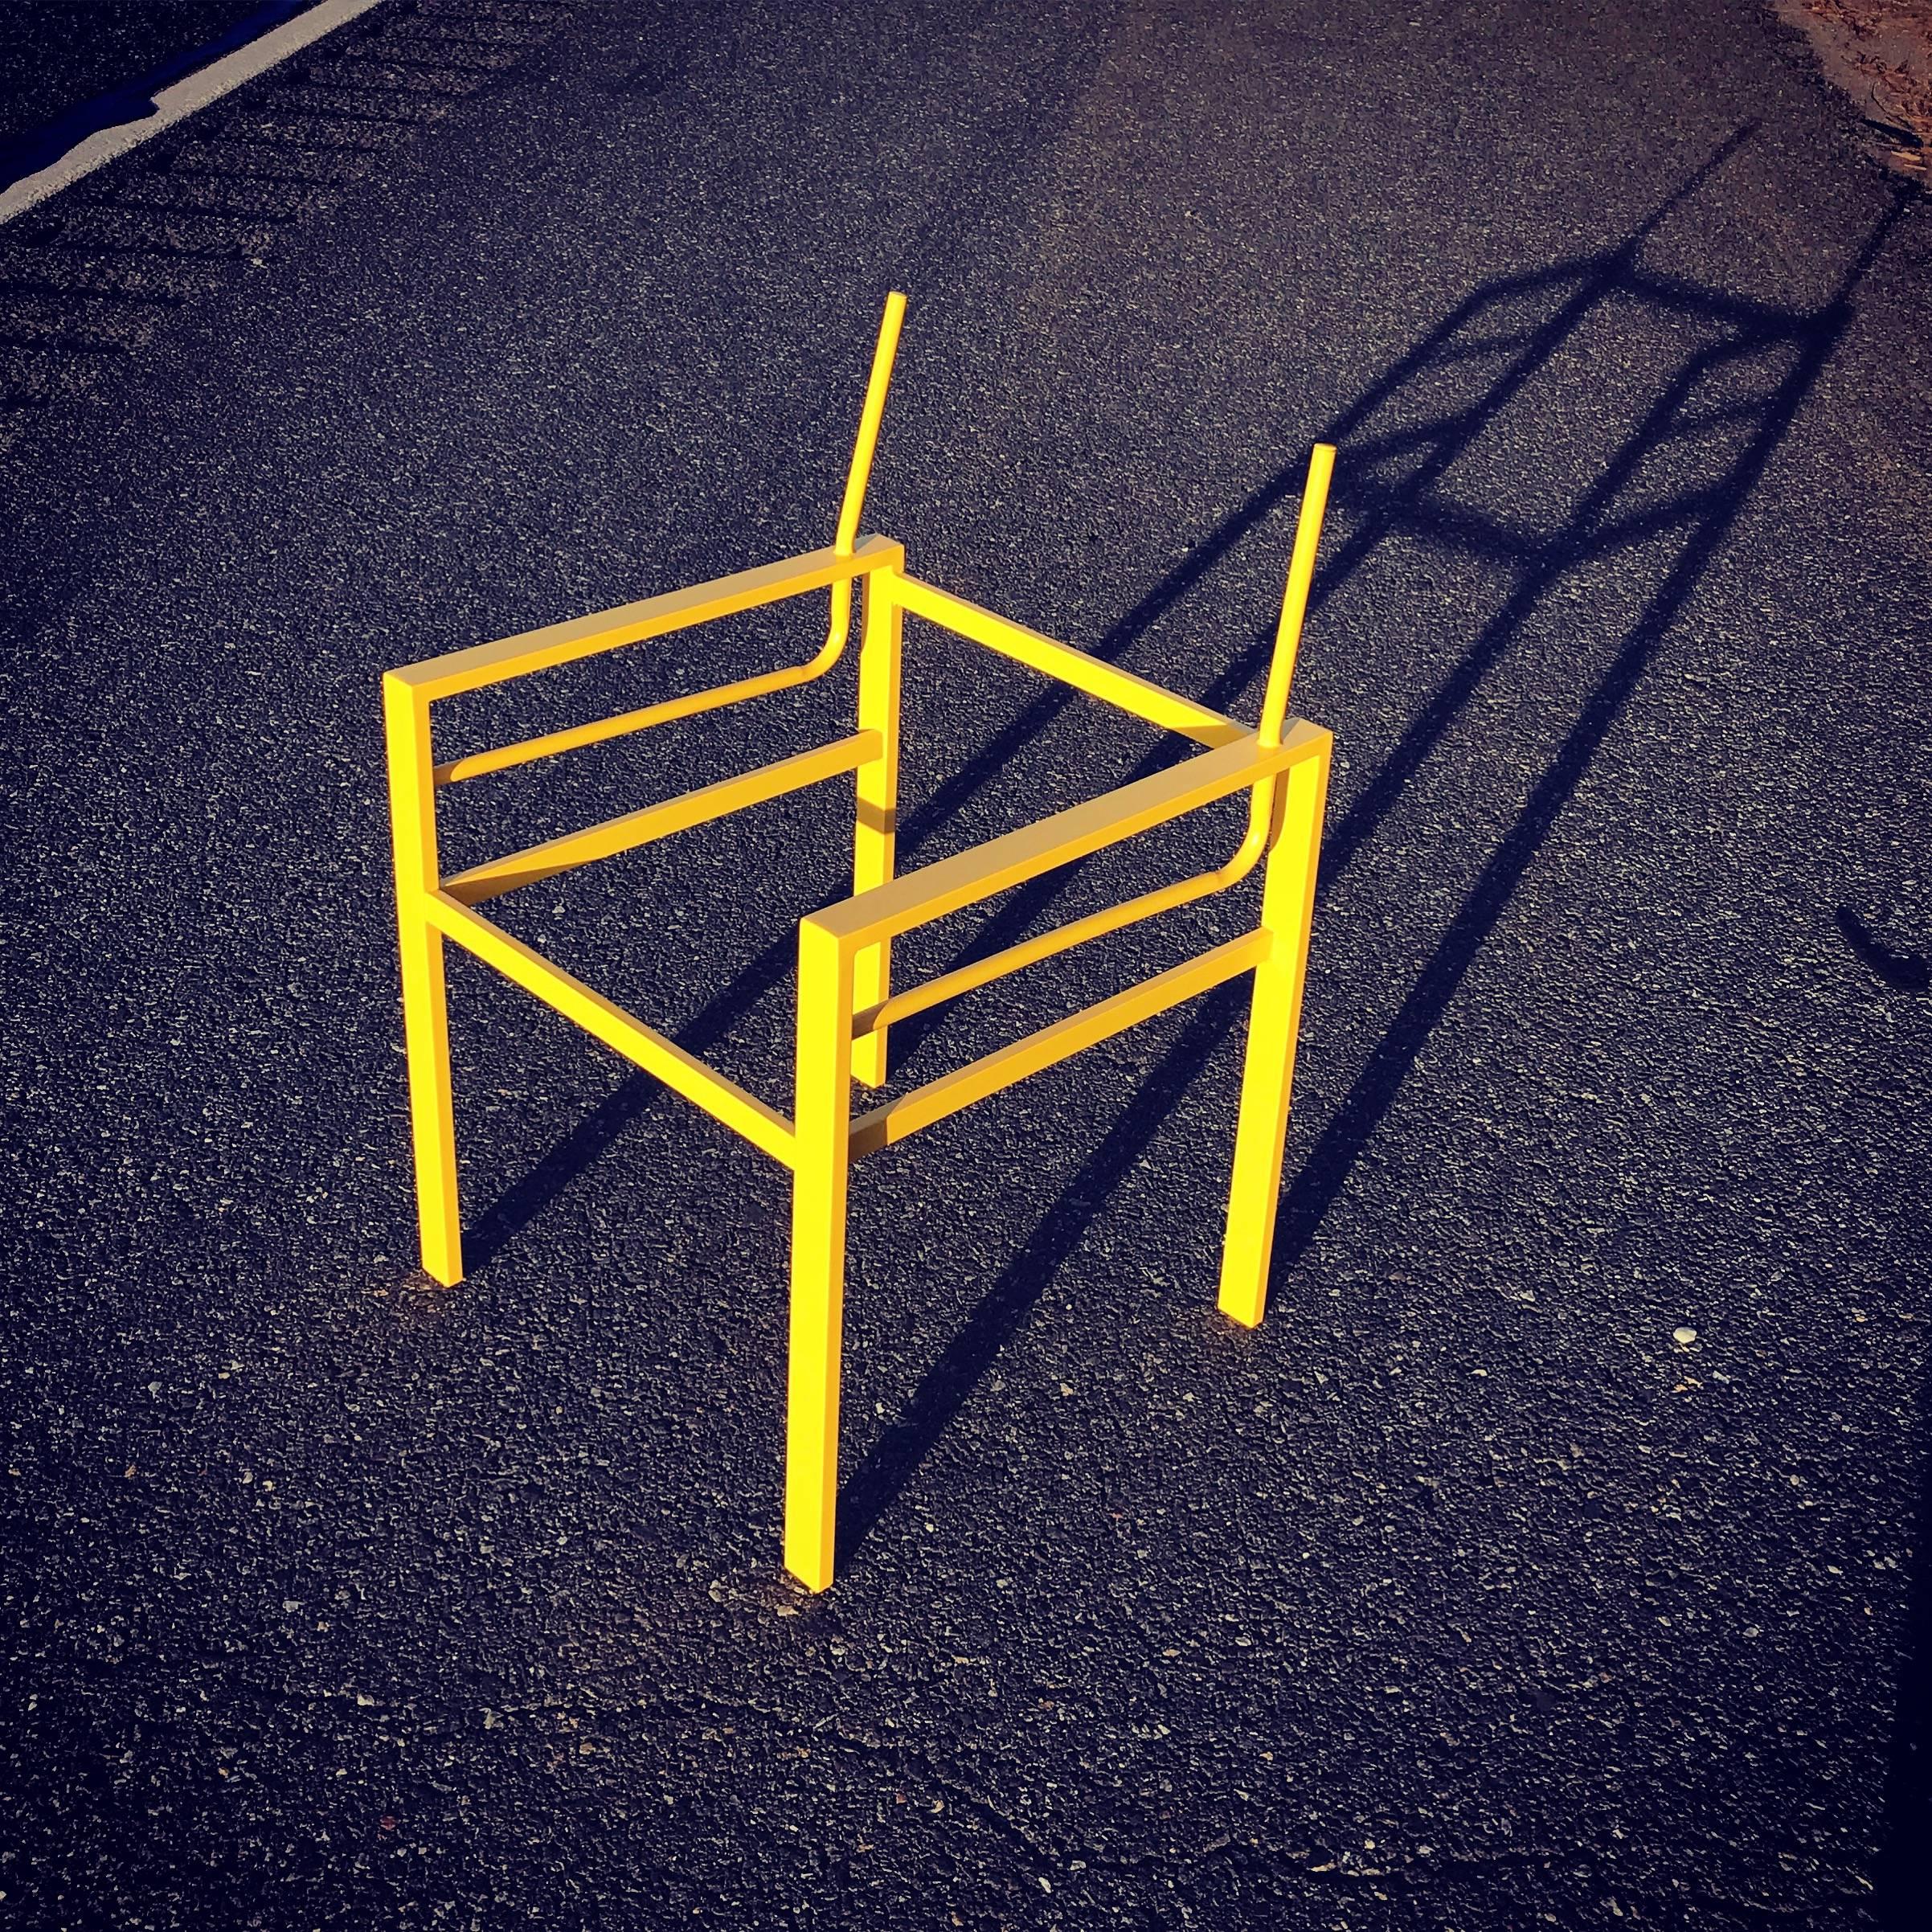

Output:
xmin=0 ymin=0 xmax=384 ymax=227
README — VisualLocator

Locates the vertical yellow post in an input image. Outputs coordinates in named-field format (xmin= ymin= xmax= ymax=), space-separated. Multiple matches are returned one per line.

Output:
xmin=1217 ymin=743 xmax=1331 ymax=1327
xmin=1217 ymin=444 xmax=1336 ymax=1328
xmin=850 ymin=570 xmax=903 ymax=1087
xmin=383 ymin=673 xmax=463 ymax=1287
xmin=784 ymin=916 xmax=857 ymax=1590
xmin=825 ymin=290 xmax=908 ymax=654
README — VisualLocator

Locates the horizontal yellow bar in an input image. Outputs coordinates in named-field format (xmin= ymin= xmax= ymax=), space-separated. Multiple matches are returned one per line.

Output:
xmin=855 ymin=861 xmax=1242 ymax=1038
xmin=889 ymin=575 xmax=1246 ymax=748
xmin=811 ymin=722 xmax=1329 ymax=950
xmin=849 ymin=931 xmax=1266 ymax=1157
xmin=443 ymin=731 xmax=880 ymax=907
xmin=420 ymin=891 xmax=796 ymax=1166
xmin=437 ymin=649 xmax=841 ymax=786
xmin=387 ymin=535 xmax=905 ymax=704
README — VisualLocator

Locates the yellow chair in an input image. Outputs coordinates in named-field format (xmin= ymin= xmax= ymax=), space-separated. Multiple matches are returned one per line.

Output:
xmin=383 ymin=293 xmax=1335 ymax=1590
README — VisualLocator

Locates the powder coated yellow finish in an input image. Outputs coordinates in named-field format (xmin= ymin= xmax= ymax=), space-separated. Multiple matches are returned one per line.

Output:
xmin=442 ymin=731 xmax=881 ymax=907
xmin=849 ymin=570 xmax=903 ymax=1090
xmin=382 ymin=293 xmax=1336 ymax=1590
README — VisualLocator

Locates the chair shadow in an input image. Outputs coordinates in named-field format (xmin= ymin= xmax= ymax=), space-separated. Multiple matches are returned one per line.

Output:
xmin=830 ymin=147 xmax=1904 ymax=1539
xmin=840 ymin=148 xmax=1930 ymax=1914
xmin=460 ymin=129 xmax=1909 ymax=1691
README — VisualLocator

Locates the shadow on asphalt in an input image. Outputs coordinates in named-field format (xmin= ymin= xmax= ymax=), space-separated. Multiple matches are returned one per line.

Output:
xmin=837 ymin=133 xmax=1902 ymax=1547
xmin=1836 ymin=903 xmax=1931 ymax=993
xmin=453 ymin=126 xmax=1926 ymax=1913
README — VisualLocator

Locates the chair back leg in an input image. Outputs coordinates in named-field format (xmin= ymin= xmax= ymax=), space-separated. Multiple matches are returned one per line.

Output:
xmin=850 ymin=571 xmax=904 ymax=1088
xmin=1217 ymin=745 xmax=1332 ymax=1327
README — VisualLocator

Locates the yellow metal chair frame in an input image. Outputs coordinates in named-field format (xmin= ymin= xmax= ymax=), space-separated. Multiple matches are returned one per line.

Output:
xmin=383 ymin=293 xmax=1336 ymax=1590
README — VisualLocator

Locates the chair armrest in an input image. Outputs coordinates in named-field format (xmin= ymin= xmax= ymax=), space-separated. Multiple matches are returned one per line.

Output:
xmin=808 ymin=718 xmax=1330 ymax=952
xmin=385 ymin=534 xmax=905 ymax=703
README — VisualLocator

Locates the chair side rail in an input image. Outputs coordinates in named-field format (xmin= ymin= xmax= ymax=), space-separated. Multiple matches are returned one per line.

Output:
xmin=811 ymin=721 xmax=1327 ymax=949
xmin=889 ymin=574 xmax=1247 ymax=749
xmin=848 ymin=931 xmax=1267 ymax=1158
xmin=443 ymin=731 xmax=881 ymax=907
xmin=388 ymin=534 xmax=905 ymax=706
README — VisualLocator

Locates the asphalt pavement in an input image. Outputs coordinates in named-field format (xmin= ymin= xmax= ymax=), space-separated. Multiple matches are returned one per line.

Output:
xmin=1 ymin=2 xmax=289 ymax=153
xmin=2 ymin=2 xmax=1930 ymax=1927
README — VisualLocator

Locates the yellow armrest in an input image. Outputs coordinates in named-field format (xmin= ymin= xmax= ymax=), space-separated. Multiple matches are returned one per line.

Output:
xmin=808 ymin=718 xmax=1329 ymax=952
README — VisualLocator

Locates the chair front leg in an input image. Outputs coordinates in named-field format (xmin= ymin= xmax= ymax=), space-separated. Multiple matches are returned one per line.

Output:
xmin=784 ymin=917 xmax=858 ymax=1590
xmin=384 ymin=676 xmax=463 ymax=1287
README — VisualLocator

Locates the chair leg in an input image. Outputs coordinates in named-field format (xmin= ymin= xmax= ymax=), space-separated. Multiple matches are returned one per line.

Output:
xmin=851 ymin=574 xmax=903 ymax=1089
xmin=398 ymin=916 xmax=462 ymax=1285
xmin=784 ymin=919 xmax=856 ymax=1590
xmin=384 ymin=677 xmax=462 ymax=1286
xmin=1218 ymin=747 xmax=1331 ymax=1328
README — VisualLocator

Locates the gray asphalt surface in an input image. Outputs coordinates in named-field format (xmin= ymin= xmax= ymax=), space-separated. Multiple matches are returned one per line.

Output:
xmin=2 ymin=2 xmax=1930 ymax=1927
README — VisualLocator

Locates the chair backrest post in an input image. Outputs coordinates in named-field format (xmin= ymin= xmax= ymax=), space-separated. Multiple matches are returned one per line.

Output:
xmin=1257 ymin=441 xmax=1336 ymax=747
xmin=825 ymin=291 xmax=909 ymax=654
xmin=837 ymin=290 xmax=908 ymax=554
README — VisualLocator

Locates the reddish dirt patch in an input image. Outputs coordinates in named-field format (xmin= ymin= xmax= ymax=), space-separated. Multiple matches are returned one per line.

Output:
xmin=1775 ymin=0 xmax=1932 ymax=182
